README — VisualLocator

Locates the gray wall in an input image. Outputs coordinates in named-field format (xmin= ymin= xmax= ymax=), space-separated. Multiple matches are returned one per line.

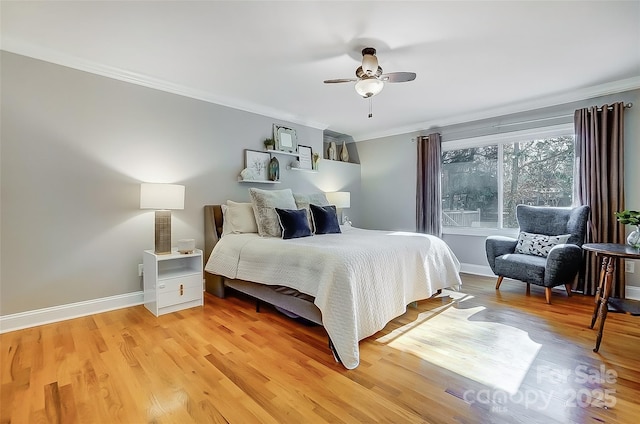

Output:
xmin=357 ymin=89 xmax=640 ymax=286
xmin=0 ymin=51 xmax=361 ymax=315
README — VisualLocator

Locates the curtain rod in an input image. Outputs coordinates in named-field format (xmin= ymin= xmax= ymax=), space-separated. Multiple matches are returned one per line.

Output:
xmin=594 ymin=102 xmax=633 ymax=111
xmin=493 ymin=102 xmax=633 ymax=128
xmin=414 ymin=102 xmax=633 ymax=140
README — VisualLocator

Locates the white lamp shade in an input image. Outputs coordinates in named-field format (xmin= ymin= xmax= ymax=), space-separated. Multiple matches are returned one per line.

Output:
xmin=355 ymin=77 xmax=384 ymax=98
xmin=326 ymin=191 xmax=350 ymax=209
xmin=140 ymin=183 xmax=185 ymax=210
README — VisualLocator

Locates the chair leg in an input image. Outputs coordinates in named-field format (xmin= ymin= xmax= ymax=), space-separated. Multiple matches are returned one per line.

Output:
xmin=495 ymin=276 xmax=504 ymax=290
xmin=565 ymin=283 xmax=572 ymax=297
xmin=526 ymin=283 xmax=531 ymax=296
xmin=545 ymin=287 xmax=552 ymax=304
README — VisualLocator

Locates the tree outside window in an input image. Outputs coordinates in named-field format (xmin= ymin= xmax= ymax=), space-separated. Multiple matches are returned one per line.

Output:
xmin=441 ymin=134 xmax=574 ymax=229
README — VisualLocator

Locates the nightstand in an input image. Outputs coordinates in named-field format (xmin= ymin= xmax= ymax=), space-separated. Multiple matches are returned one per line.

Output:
xmin=143 ymin=249 xmax=203 ymax=316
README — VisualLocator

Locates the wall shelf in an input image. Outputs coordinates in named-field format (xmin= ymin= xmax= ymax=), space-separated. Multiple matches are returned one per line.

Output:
xmin=266 ymin=149 xmax=298 ymax=157
xmin=237 ymin=178 xmax=281 ymax=184
xmin=287 ymin=166 xmax=318 ymax=173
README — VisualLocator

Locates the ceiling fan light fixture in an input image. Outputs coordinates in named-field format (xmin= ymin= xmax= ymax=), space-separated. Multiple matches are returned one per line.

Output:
xmin=355 ymin=77 xmax=384 ymax=98
xmin=362 ymin=53 xmax=378 ymax=76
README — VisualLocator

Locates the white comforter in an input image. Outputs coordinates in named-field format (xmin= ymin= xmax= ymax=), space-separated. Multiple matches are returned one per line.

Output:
xmin=205 ymin=226 xmax=462 ymax=369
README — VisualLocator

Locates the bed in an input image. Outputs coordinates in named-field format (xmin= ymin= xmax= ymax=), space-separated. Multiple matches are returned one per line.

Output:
xmin=203 ymin=203 xmax=462 ymax=369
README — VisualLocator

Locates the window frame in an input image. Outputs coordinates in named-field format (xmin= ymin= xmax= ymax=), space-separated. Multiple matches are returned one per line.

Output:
xmin=441 ymin=123 xmax=575 ymax=237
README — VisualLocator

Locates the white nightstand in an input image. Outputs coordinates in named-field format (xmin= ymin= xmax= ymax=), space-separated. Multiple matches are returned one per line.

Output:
xmin=143 ymin=249 xmax=203 ymax=316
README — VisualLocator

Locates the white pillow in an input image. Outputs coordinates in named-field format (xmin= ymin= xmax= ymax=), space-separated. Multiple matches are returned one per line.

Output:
xmin=221 ymin=201 xmax=258 ymax=236
xmin=293 ymin=192 xmax=330 ymax=210
xmin=249 ymin=188 xmax=297 ymax=237
xmin=515 ymin=232 xmax=571 ymax=257
xmin=221 ymin=204 xmax=231 ymax=237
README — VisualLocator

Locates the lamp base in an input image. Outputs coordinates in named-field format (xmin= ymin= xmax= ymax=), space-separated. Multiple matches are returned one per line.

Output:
xmin=155 ymin=210 xmax=172 ymax=255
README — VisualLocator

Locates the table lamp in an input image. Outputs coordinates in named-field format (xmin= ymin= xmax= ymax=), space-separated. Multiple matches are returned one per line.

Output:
xmin=326 ymin=191 xmax=351 ymax=225
xmin=140 ymin=183 xmax=185 ymax=254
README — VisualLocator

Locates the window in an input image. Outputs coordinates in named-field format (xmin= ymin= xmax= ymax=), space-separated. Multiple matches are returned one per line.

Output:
xmin=441 ymin=125 xmax=575 ymax=231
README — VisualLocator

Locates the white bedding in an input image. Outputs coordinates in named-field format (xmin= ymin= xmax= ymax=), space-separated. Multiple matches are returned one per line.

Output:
xmin=205 ymin=225 xmax=462 ymax=369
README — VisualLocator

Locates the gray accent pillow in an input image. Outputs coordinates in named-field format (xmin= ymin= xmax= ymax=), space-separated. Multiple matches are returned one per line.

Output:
xmin=249 ymin=188 xmax=297 ymax=237
xmin=515 ymin=232 xmax=570 ymax=257
xmin=293 ymin=192 xmax=330 ymax=226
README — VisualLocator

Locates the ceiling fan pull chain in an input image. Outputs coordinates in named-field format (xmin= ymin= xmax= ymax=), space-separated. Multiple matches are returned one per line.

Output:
xmin=368 ymin=98 xmax=373 ymax=118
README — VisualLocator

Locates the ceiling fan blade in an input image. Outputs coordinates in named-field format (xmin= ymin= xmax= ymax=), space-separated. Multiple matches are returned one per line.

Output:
xmin=324 ymin=78 xmax=358 ymax=84
xmin=380 ymin=72 xmax=417 ymax=83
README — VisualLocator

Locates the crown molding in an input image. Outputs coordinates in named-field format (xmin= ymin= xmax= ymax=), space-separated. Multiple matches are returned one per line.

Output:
xmin=3 ymin=39 xmax=637 ymax=141
xmin=1 ymin=39 xmax=329 ymax=131
xmin=351 ymin=76 xmax=640 ymax=142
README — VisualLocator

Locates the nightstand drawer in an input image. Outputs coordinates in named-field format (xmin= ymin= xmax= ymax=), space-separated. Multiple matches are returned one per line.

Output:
xmin=157 ymin=274 xmax=202 ymax=308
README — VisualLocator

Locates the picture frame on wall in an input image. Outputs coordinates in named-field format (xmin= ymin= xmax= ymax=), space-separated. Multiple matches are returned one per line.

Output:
xmin=245 ymin=149 xmax=271 ymax=181
xmin=273 ymin=124 xmax=298 ymax=153
xmin=297 ymin=145 xmax=313 ymax=170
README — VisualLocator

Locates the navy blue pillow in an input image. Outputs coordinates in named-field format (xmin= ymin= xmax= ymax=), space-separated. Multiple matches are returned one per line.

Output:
xmin=274 ymin=208 xmax=312 ymax=239
xmin=310 ymin=204 xmax=341 ymax=234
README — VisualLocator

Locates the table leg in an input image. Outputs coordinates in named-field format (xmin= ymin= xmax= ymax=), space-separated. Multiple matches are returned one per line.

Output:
xmin=594 ymin=257 xmax=615 ymax=352
xmin=590 ymin=255 xmax=610 ymax=329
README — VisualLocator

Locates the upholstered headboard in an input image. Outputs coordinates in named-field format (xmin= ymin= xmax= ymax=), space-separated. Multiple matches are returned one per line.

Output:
xmin=204 ymin=205 xmax=223 ymax=261
xmin=204 ymin=205 xmax=224 ymax=296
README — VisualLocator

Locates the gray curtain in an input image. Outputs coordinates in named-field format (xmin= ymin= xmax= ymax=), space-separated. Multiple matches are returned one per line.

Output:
xmin=416 ymin=133 xmax=442 ymax=237
xmin=574 ymin=102 xmax=626 ymax=297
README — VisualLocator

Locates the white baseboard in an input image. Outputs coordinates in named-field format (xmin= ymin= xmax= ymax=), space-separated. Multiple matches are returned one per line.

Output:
xmin=1 ymin=269 xmax=637 ymax=334
xmin=459 ymin=263 xmax=494 ymax=277
xmin=460 ymin=262 xmax=640 ymax=300
xmin=0 ymin=291 xmax=144 ymax=334
xmin=626 ymin=285 xmax=640 ymax=300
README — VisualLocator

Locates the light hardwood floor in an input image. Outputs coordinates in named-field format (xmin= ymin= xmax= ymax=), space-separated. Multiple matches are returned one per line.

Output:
xmin=2 ymin=273 xmax=639 ymax=423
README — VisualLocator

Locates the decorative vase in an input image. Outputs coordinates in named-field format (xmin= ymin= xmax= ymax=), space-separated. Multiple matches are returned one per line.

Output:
xmin=328 ymin=141 xmax=337 ymax=160
xmin=268 ymin=156 xmax=279 ymax=181
xmin=340 ymin=141 xmax=349 ymax=162
xmin=628 ymin=225 xmax=640 ymax=249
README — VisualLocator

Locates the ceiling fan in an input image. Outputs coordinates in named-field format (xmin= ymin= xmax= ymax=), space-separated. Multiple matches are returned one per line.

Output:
xmin=324 ymin=47 xmax=416 ymax=117
xmin=324 ymin=47 xmax=416 ymax=98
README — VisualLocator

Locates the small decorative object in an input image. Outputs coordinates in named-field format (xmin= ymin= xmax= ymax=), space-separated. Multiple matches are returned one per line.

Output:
xmin=328 ymin=141 xmax=337 ymax=160
xmin=629 ymin=228 xmax=640 ymax=249
xmin=240 ymin=167 xmax=257 ymax=180
xmin=312 ymin=153 xmax=320 ymax=170
xmin=273 ymin=124 xmax=298 ymax=153
xmin=340 ymin=141 xmax=349 ymax=162
xmin=177 ymin=239 xmax=195 ymax=254
xmin=616 ymin=210 xmax=640 ymax=248
xmin=268 ymin=156 xmax=280 ymax=181
xmin=297 ymin=145 xmax=313 ymax=170
xmin=264 ymin=137 xmax=275 ymax=150
xmin=245 ymin=149 xmax=271 ymax=181
xmin=290 ymin=160 xmax=300 ymax=168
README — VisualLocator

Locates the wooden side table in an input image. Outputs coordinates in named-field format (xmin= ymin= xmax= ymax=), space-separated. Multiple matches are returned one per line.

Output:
xmin=583 ymin=243 xmax=640 ymax=352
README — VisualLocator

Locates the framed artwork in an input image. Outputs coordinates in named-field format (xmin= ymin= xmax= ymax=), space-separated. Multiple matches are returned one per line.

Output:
xmin=297 ymin=145 xmax=313 ymax=170
xmin=273 ymin=124 xmax=298 ymax=153
xmin=245 ymin=149 xmax=271 ymax=181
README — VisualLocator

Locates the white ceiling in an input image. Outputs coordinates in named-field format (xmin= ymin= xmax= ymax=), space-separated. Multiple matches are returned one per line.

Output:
xmin=2 ymin=1 xmax=639 ymax=141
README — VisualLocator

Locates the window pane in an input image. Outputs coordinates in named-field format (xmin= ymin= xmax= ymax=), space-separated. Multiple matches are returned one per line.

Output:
xmin=502 ymin=136 xmax=575 ymax=228
xmin=442 ymin=146 xmax=498 ymax=228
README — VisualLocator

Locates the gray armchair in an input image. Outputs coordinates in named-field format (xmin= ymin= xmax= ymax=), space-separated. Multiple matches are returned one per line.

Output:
xmin=486 ymin=205 xmax=590 ymax=304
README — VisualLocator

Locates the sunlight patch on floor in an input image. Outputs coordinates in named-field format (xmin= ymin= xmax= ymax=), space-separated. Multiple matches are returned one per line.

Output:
xmin=377 ymin=293 xmax=541 ymax=394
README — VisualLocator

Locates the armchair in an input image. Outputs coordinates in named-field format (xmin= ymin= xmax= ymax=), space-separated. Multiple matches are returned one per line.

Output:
xmin=486 ymin=204 xmax=590 ymax=304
